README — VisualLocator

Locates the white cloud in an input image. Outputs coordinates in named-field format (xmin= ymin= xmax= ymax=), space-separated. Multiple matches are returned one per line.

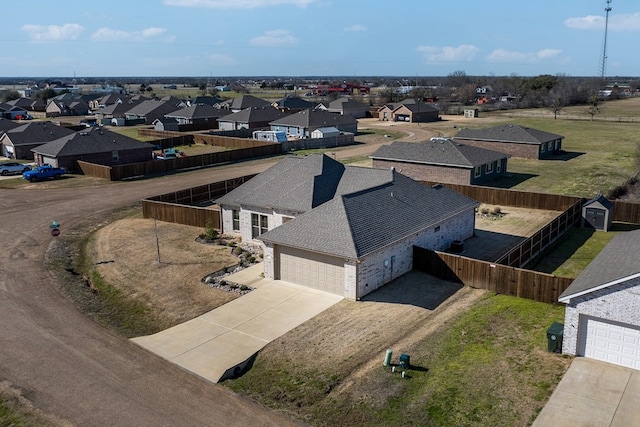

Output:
xmin=344 ymin=24 xmax=367 ymax=32
xmin=208 ymin=53 xmax=236 ymax=65
xmin=416 ymin=44 xmax=479 ymax=62
xmin=250 ymin=29 xmax=298 ymax=47
xmin=486 ymin=48 xmax=562 ymax=63
xmin=91 ymin=27 xmax=169 ymax=42
xmin=565 ymin=13 xmax=640 ymax=31
xmin=164 ymin=0 xmax=314 ymax=9
xmin=20 ymin=23 xmax=84 ymax=41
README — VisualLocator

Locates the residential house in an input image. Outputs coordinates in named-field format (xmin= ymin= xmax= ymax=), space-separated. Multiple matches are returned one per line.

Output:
xmin=31 ymin=126 xmax=154 ymax=172
xmin=320 ymin=96 xmax=370 ymax=118
xmin=377 ymin=99 xmax=439 ymax=123
xmin=0 ymin=103 xmax=28 ymax=120
xmin=217 ymin=107 xmax=288 ymax=131
xmin=93 ymin=98 xmax=146 ymax=125
xmin=272 ymin=96 xmax=315 ymax=113
xmin=370 ymin=138 xmax=509 ymax=185
xmin=124 ymin=96 xmax=185 ymax=125
xmin=218 ymin=95 xmax=271 ymax=112
xmin=188 ymin=95 xmax=224 ymax=107
xmin=454 ymin=124 xmax=564 ymax=159
xmin=559 ymin=229 xmax=640 ymax=370
xmin=6 ymin=97 xmax=46 ymax=115
xmin=164 ymin=104 xmax=226 ymax=126
xmin=88 ymin=93 xmax=131 ymax=111
xmin=46 ymin=96 xmax=90 ymax=118
xmin=269 ymin=109 xmax=357 ymax=138
xmin=216 ymin=153 xmax=478 ymax=300
xmin=0 ymin=121 xmax=76 ymax=159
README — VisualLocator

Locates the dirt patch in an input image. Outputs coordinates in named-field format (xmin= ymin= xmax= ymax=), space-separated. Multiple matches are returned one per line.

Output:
xmin=87 ymin=218 xmax=242 ymax=327
xmin=475 ymin=204 xmax=562 ymax=237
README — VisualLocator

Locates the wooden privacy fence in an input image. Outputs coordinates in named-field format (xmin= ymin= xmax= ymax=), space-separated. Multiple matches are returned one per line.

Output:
xmin=142 ymin=175 xmax=256 ymax=229
xmin=496 ymin=199 xmax=583 ymax=267
xmin=142 ymin=202 xmax=220 ymax=229
xmin=413 ymin=247 xmax=574 ymax=304
xmin=612 ymin=200 xmax=640 ymax=223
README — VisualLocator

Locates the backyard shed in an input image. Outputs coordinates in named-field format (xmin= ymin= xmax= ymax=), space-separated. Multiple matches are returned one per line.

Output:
xmin=311 ymin=127 xmax=340 ymax=139
xmin=581 ymin=194 xmax=613 ymax=232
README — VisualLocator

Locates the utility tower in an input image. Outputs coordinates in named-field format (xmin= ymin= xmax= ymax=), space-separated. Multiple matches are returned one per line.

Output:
xmin=599 ymin=0 xmax=612 ymax=78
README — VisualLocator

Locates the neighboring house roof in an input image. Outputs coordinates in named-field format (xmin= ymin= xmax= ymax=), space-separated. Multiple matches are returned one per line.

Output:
xmin=31 ymin=127 xmax=154 ymax=157
xmin=259 ymin=163 xmax=478 ymax=258
xmin=220 ymin=95 xmax=270 ymax=110
xmin=126 ymin=98 xmax=183 ymax=118
xmin=190 ymin=96 xmax=224 ymax=106
xmin=6 ymin=97 xmax=46 ymax=111
xmin=559 ymin=229 xmax=640 ymax=302
xmin=328 ymin=97 xmax=369 ymax=111
xmin=217 ymin=107 xmax=288 ymax=124
xmin=370 ymin=138 xmax=509 ymax=169
xmin=97 ymin=99 xmax=144 ymax=117
xmin=455 ymin=124 xmax=564 ymax=145
xmin=273 ymin=96 xmax=315 ymax=110
xmin=378 ymin=98 xmax=438 ymax=113
xmin=0 ymin=118 xmax=22 ymax=134
xmin=217 ymin=154 xmax=345 ymax=212
xmin=165 ymin=104 xmax=226 ymax=120
xmin=3 ymin=121 xmax=76 ymax=146
xmin=584 ymin=193 xmax=613 ymax=209
xmin=269 ymin=109 xmax=357 ymax=129
xmin=95 ymin=93 xmax=129 ymax=106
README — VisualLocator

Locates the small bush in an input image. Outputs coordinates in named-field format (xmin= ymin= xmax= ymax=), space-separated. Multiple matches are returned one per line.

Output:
xmin=493 ymin=206 xmax=502 ymax=215
xmin=481 ymin=207 xmax=490 ymax=215
xmin=199 ymin=220 xmax=218 ymax=241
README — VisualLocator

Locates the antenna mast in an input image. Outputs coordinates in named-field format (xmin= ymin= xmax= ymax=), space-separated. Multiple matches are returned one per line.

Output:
xmin=599 ymin=0 xmax=612 ymax=78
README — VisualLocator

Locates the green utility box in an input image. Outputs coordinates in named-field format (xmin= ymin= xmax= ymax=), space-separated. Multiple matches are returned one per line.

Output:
xmin=399 ymin=354 xmax=410 ymax=369
xmin=546 ymin=322 xmax=564 ymax=353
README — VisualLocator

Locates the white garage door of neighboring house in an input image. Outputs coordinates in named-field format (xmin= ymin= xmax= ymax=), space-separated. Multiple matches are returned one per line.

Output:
xmin=278 ymin=247 xmax=344 ymax=296
xmin=579 ymin=316 xmax=640 ymax=370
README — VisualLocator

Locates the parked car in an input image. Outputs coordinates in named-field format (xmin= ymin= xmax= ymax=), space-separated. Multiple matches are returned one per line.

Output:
xmin=0 ymin=162 xmax=31 ymax=176
xmin=22 ymin=164 xmax=66 ymax=182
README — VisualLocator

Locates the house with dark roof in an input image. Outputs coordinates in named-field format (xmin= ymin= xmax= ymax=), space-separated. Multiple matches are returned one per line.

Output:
xmin=454 ymin=124 xmax=564 ymax=159
xmin=0 ymin=103 xmax=28 ymax=120
xmin=377 ymin=99 xmax=439 ymax=123
xmin=125 ymin=97 xmax=186 ymax=125
xmin=45 ymin=97 xmax=90 ymax=117
xmin=559 ymin=229 xmax=640 ymax=370
xmin=164 ymin=104 xmax=226 ymax=126
xmin=370 ymin=138 xmax=510 ymax=185
xmin=93 ymin=99 xmax=146 ymax=125
xmin=219 ymin=95 xmax=271 ymax=112
xmin=188 ymin=95 xmax=224 ymax=107
xmin=269 ymin=109 xmax=357 ymax=138
xmin=0 ymin=121 xmax=76 ymax=159
xmin=31 ymin=127 xmax=154 ymax=172
xmin=216 ymin=153 xmax=478 ymax=299
xmin=6 ymin=97 xmax=46 ymax=114
xmin=319 ymin=96 xmax=370 ymax=119
xmin=217 ymin=107 xmax=288 ymax=131
xmin=272 ymin=96 xmax=315 ymax=113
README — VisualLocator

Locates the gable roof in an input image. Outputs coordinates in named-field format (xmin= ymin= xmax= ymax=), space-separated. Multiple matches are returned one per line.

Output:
xmin=165 ymin=104 xmax=226 ymax=120
xmin=273 ymin=96 xmax=316 ymax=110
xmin=126 ymin=98 xmax=183 ymax=117
xmin=454 ymin=124 xmax=563 ymax=145
xmin=220 ymin=95 xmax=270 ymax=110
xmin=584 ymin=194 xmax=613 ymax=210
xmin=31 ymin=127 xmax=154 ymax=157
xmin=3 ymin=121 xmax=76 ymax=146
xmin=217 ymin=106 xmax=288 ymax=124
xmin=370 ymin=138 xmax=509 ymax=169
xmin=328 ymin=97 xmax=369 ymax=110
xmin=217 ymin=154 xmax=345 ymax=213
xmin=259 ymin=167 xmax=478 ymax=258
xmin=0 ymin=118 xmax=22 ymax=134
xmin=269 ymin=109 xmax=357 ymax=128
xmin=558 ymin=229 xmax=640 ymax=303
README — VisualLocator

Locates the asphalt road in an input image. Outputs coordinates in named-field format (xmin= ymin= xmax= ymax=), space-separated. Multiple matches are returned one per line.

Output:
xmin=0 ymin=160 xmax=303 ymax=426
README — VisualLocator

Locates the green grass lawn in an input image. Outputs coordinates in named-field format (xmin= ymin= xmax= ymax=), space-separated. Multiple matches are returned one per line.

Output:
xmin=228 ymin=294 xmax=568 ymax=427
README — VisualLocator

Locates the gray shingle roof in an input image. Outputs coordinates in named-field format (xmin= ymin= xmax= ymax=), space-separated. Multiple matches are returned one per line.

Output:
xmin=454 ymin=124 xmax=563 ymax=145
xmin=217 ymin=107 xmax=288 ymax=124
xmin=165 ymin=104 xmax=226 ymax=120
xmin=370 ymin=139 xmax=509 ymax=168
xmin=32 ymin=127 xmax=154 ymax=157
xmin=216 ymin=154 xmax=345 ymax=213
xmin=274 ymin=96 xmax=316 ymax=110
xmin=559 ymin=229 xmax=640 ymax=301
xmin=221 ymin=95 xmax=270 ymax=110
xmin=269 ymin=109 xmax=357 ymax=128
xmin=259 ymin=167 xmax=478 ymax=258
xmin=4 ymin=121 xmax=76 ymax=146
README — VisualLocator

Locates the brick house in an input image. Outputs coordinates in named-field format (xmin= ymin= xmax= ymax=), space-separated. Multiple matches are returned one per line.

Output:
xmin=453 ymin=124 xmax=564 ymax=159
xmin=559 ymin=229 xmax=640 ymax=370
xmin=0 ymin=121 xmax=76 ymax=159
xmin=216 ymin=153 xmax=478 ymax=300
xmin=377 ymin=99 xmax=439 ymax=123
xmin=370 ymin=138 xmax=509 ymax=185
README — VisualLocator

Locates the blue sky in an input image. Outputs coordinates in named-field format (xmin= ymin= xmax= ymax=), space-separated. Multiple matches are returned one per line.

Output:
xmin=2 ymin=0 xmax=639 ymax=78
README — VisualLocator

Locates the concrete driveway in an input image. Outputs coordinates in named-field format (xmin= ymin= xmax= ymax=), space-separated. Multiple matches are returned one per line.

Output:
xmin=132 ymin=264 xmax=343 ymax=383
xmin=533 ymin=357 xmax=640 ymax=427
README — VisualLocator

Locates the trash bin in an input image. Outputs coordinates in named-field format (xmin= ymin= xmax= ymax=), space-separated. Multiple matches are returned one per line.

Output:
xmin=399 ymin=353 xmax=410 ymax=369
xmin=546 ymin=322 xmax=564 ymax=353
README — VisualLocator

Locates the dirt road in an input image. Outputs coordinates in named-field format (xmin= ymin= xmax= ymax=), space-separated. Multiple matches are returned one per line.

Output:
xmin=0 ymin=161 xmax=304 ymax=426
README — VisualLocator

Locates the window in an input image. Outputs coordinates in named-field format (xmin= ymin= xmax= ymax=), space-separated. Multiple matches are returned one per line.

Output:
xmin=111 ymin=150 xmax=119 ymax=162
xmin=486 ymin=162 xmax=494 ymax=173
xmin=541 ymin=143 xmax=546 ymax=153
xmin=474 ymin=166 xmax=481 ymax=178
xmin=434 ymin=225 xmax=441 ymax=233
xmin=251 ymin=213 xmax=268 ymax=239
xmin=496 ymin=161 xmax=502 ymax=173
xmin=548 ymin=141 xmax=554 ymax=151
xmin=232 ymin=210 xmax=240 ymax=231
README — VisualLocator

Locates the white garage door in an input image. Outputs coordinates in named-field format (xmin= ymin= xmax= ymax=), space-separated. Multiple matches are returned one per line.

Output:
xmin=580 ymin=316 xmax=640 ymax=370
xmin=278 ymin=246 xmax=344 ymax=296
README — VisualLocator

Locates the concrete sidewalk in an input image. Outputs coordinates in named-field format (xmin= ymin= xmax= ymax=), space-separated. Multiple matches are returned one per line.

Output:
xmin=132 ymin=264 xmax=343 ymax=383
xmin=533 ymin=357 xmax=640 ymax=426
